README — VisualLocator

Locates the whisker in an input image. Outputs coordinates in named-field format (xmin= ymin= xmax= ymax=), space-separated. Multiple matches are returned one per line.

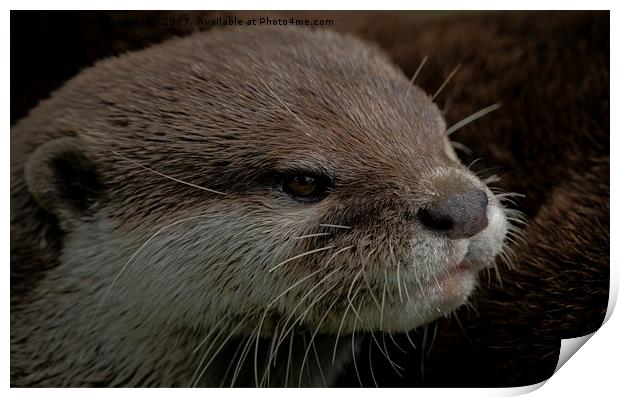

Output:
xmin=380 ymin=277 xmax=392 ymax=362
xmin=293 ymin=232 xmax=331 ymax=240
xmin=492 ymin=262 xmax=503 ymax=288
xmin=112 ymin=151 xmax=227 ymax=196
xmin=268 ymin=245 xmax=354 ymax=365
xmin=319 ymin=223 xmax=352 ymax=229
xmin=467 ymin=158 xmax=484 ymax=170
xmin=253 ymin=311 xmax=268 ymax=387
xmin=388 ymin=332 xmax=407 ymax=355
xmin=432 ymin=274 xmax=442 ymax=292
xmin=384 ymin=268 xmax=395 ymax=302
xmin=267 ymin=269 xmax=322 ymax=308
xmin=284 ymin=332 xmax=294 ymax=388
xmin=396 ymin=261 xmax=404 ymax=303
xmin=484 ymin=174 xmax=502 ymax=185
xmin=404 ymin=55 xmax=429 ymax=100
xmin=369 ymin=330 xmax=404 ymax=375
xmin=267 ymin=245 xmax=353 ymax=309
xmin=351 ymin=304 xmax=363 ymax=387
xmin=268 ymin=245 xmax=335 ymax=273
xmin=450 ymin=140 xmax=473 ymax=155
xmin=425 ymin=321 xmax=439 ymax=357
xmin=230 ymin=326 xmax=260 ymax=387
xmin=263 ymin=322 xmax=281 ymax=387
xmin=192 ymin=315 xmax=230 ymax=354
xmin=311 ymin=337 xmax=328 ymax=387
xmin=191 ymin=322 xmax=230 ymax=386
xmin=298 ymin=299 xmax=337 ymax=387
xmin=415 ymin=274 xmax=426 ymax=301
xmin=252 ymin=70 xmax=312 ymax=136
xmin=453 ymin=312 xmax=474 ymax=346
xmin=346 ymin=270 xmax=364 ymax=311
xmin=474 ymin=167 xmax=502 ymax=181
xmin=301 ymin=334 xmax=312 ymax=385
xmin=344 ymin=277 xmax=405 ymax=375
xmin=404 ymin=330 xmax=417 ymax=349
xmin=331 ymin=305 xmax=350 ymax=365
xmin=193 ymin=315 xmax=248 ymax=387
xmin=507 ymin=229 xmax=527 ymax=245
xmin=332 ymin=278 xmax=363 ymax=364
xmin=497 ymin=192 xmax=526 ymax=200
xmin=270 ymin=270 xmax=340 ymax=359
xmin=445 ymin=102 xmax=502 ymax=136
xmin=362 ymin=269 xmax=382 ymax=312
xmin=432 ymin=63 xmax=461 ymax=100
xmin=380 ymin=275 xmax=387 ymax=331
xmin=402 ymin=271 xmax=412 ymax=302
xmin=219 ymin=334 xmax=248 ymax=387
xmin=420 ymin=325 xmax=428 ymax=380
xmin=368 ymin=338 xmax=379 ymax=387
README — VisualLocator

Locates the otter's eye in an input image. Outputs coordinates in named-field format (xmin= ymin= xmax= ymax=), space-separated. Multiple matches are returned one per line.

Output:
xmin=282 ymin=175 xmax=331 ymax=202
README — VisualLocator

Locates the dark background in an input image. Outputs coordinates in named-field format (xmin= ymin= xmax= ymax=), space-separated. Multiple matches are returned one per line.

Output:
xmin=11 ymin=11 xmax=610 ymax=387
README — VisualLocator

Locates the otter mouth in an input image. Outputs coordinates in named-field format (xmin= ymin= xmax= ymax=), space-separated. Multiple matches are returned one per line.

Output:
xmin=423 ymin=260 xmax=475 ymax=299
xmin=342 ymin=255 xmax=488 ymax=333
xmin=283 ymin=258 xmax=484 ymax=336
xmin=435 ymin=259 xmax=473 ymax=281
xmin=264 ymin=237 xmax=503 ymax=337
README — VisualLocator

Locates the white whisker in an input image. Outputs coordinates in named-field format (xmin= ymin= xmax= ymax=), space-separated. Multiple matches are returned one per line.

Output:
xmin=396 ymin=261 xmax=404 ymax=303
xmin=198 ymin=319 xmax=249 ymax=386
xmin=404 ymin=55 xmax=429 ymax=100
xmin=112 ymin=151 xmax=227 ymax=196
xmin=331 ymin=275 xmax=363 ymax=364
xmin=298 ymin=299 xmax=337 ymax=387
xmin=230 ymin=326 xmax=259 ymax=387
xmin=284 ymin=332 xmax=294 ymax=388
xmin=370 ymin=331 xmax=404 ymax=375
xmin=294 ymin=232 xmax=331 ymax=240
xmin=268 ymin=245 xmax=335 ymax=273
xmin=272 ymin=272 xmax=339 ymax=354
xmin=446 ymin=102 xmax=502 ymax=136
xmin=368 ymin=338 xmax=379 ymax=387
xmin=432 ymin=63 xmax=461 ymax=100
xmin=192 ymin=315 xmax=230 ymax=354
xmin=319 ymin=223 xmax=352 ymax=229
xmin=311 ymin=338 xmax=328 ymax=387
xmin=252 ymin=70 xmax=312 ymax=136
xmin=450 ymin=140 xmax=473 ymax=155
xmin=219 ymin=334 xmax=248 ymax=387
xmin=351 ymin=304 xmax=363 ymax=387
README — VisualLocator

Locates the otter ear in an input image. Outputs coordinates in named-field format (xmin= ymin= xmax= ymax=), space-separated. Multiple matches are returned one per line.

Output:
xmin=25 ymin=137 xmax=103 ymax=222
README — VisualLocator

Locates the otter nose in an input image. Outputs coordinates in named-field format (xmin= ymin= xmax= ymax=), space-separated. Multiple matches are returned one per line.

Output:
xmin=418 ymin=189 xmax=489 ymax=239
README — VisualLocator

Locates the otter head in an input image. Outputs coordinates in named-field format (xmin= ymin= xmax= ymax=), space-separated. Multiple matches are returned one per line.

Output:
xmin=24 ymin=27 xmax=508 ymax=343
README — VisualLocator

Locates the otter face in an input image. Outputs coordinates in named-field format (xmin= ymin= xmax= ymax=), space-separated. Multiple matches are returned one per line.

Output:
xmin=25 ymin=28 xmax=509 ymax=341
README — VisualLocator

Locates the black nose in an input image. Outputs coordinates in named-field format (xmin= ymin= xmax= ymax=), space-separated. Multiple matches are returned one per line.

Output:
xmin=418 ymin=189 xmax=489 ymax=239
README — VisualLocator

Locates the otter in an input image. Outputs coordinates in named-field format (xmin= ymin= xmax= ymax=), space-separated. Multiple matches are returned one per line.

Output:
xmin=10 ymin=26 xmax=514 ymax=386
